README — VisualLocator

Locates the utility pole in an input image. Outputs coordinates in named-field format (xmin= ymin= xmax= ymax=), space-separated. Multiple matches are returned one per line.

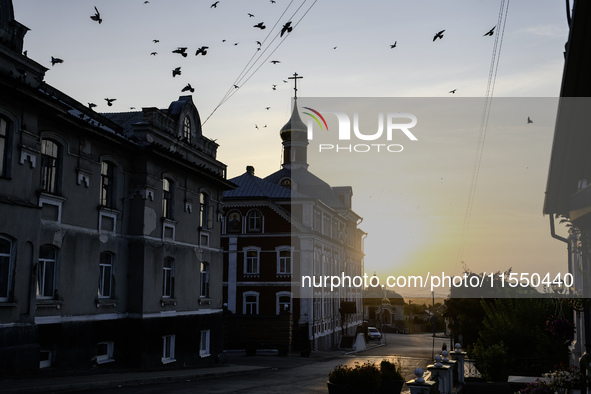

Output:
xmin=408 ymin=300 xmax=412 ymax=334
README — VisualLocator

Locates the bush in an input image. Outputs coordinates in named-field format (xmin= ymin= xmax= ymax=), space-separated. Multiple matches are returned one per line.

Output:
xmin=328 ymin=359 xmax=404 ymax=390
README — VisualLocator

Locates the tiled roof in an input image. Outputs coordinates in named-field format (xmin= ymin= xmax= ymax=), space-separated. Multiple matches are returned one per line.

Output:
xmin=224 ymin=171 xmax=305 ymax=199
xmin=265 ymin=167 xmax=346 ymax=209
xmin=101 ymin=111 xmax=145 ymax=134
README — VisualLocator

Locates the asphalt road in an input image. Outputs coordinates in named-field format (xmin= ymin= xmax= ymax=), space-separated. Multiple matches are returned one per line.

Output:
xmin=85 ymin=332 xmax=452 ymax=394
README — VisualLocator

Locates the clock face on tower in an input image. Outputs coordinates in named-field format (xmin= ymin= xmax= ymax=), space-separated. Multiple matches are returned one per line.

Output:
xmin=280 ymin=178 xmax=291 ymax=188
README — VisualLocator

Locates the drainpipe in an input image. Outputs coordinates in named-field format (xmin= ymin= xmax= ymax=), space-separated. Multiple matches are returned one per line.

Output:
xmin=549 ymin=214 xmax=588 ymax=391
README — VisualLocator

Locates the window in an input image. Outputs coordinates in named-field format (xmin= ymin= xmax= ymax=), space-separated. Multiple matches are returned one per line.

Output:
xmin=162 ymin=258 xmax=174 ymax=298
xmin=39 ymin=350 xmax=52 ymax=369
xmin=100 ymin=161 xmax=116 ymax=208
xmin=0 ymin=236 xmax=13 ymax=301
xmin=199 ymin=192 xmax=212 ymax=229
xmin=162 ymin=178 xmax=174 ymax=219
xmin=243 ymin=291 xmax=259 ymax=315
xmin=247 ymin=210 xmax=262 ymax=232
xmin=40 ymin=139 xmax=60 ymax=194
xmin=200 ymin=262 xmax=209 ymax=298
xmin=98 ymin=252 xmax=113 ymax=298
xmin=226 ymin=210 xmax=241 ymax=233
xmin=96 ymin=341 xmax=114 ymax=364
xmin=37 ymin=245 xmax=57 ymax=299
xmin=200 ymin=330 xmax=210 ymax=357
xmin=183 ymin=116 xmax=191 ymax=142
xmin=276 ymin=292 xmax=292 ymax=314
xmin=244 ymin=248 xmax=259 ymax=275
xmin=277 ymin=247 xmax=292 ymax=275
xmin=0 ymin=116 xmax=11 ymax=177
xmin=162 ymin=335 xmax=175 ymax=363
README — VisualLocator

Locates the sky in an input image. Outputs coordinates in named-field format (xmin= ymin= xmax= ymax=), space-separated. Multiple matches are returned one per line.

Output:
xmin=12 ymin=0 xmax=572 ymax=297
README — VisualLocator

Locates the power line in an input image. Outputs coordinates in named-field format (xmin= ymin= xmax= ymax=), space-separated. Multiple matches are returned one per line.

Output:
xmin=455 ymin=0 xmax=511 ymax=274
xmin=202 ymin=0 xmax=318 ymax=126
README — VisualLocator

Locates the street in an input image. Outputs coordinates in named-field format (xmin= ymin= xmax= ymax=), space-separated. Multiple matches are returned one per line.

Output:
xmin=86 ymin=333 xmax=451 ymax=393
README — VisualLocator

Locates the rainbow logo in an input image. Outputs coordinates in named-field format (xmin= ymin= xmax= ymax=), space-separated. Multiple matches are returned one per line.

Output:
xmin=303 ymin=107 xmax=329 ymax=131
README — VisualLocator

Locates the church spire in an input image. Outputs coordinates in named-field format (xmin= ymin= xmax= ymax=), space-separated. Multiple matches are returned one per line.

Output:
xmin=279 ymin=73 xmax=308 ymax=170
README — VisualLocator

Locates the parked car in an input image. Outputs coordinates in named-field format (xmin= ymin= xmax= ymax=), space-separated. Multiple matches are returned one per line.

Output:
xmin=368 ymin=327 xmax=382 ymax=340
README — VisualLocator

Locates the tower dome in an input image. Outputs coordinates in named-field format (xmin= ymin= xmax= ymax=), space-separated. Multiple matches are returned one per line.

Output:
xmin=280 ymin=100 xmax=308 ymax=142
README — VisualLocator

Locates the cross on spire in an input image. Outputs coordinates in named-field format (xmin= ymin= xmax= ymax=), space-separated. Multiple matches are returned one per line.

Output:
xmin=288 ymin=72 xmax=303 ymax=99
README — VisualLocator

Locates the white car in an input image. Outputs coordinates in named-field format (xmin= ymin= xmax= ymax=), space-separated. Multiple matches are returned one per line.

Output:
xmin=368 ymin=327 xmax=382 ymax=340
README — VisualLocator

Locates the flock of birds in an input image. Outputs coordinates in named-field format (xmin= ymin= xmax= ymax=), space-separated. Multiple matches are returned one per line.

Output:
xmin=40 ymin=4 xmax=535 ymax=126
xmin=44 ymin=2 xmax=294 ymax=113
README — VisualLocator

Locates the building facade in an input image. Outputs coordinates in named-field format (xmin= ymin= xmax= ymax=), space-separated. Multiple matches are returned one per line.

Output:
xmin=222 ymin=101 xmax=365 ymax=351
xmin=544 ymin=0 xmax=591 ymax=370
xmin=0 ymin=2 xmax=233 ymax=371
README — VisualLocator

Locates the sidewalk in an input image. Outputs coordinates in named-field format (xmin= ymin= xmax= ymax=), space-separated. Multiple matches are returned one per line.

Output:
xmin=1 ymin=363 xmax=273 ymax=394
xmin=0 ymin=350 xmax=347 ymax=394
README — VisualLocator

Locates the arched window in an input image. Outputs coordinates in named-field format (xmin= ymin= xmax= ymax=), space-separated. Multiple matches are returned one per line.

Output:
xmin=0 ymin=236 xmax=14 ymax=301
xmin=200 ymin=262 xmax=209 ymax=298
xmin=276 ymin=291 xmax=292 ymax=314
xmin=247 ymin=210 xmax=262 ymax=232
xmin=276 ymin=247 xmax=292 ymax=275
xmin=37 ymin=245 xmax=58 ymax=299
xmin=98 ymin=252 xmax=114 ymax=298
xmin=226 ymin=210 xmax=241 ymax=233
xmin=40 ymin=139 xmax=61 ymax=194
xmin=100 ymin=161 xmax=116 ymax=208
xmin=243 ymin=291 xmax=259 ymax=315
xmin=243 ymin=247 xmax=260 ymax=275
xmin=162 ymin=178 xmax=174 ymax=219
xmin=183 ymin=116 xmax=191 ymax=142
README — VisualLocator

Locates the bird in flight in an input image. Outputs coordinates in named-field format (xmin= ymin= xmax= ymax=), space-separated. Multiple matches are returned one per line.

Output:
xmin=433 ymin=30 xmax=445 ymax=41
xmin=483 ymin=26 xmax=496 ymax=36
xmin=144 ymin=1 xmax=149 ymax=4
xmin=182 ymin=83 xmax=195 ymax=93
xmin=233 ymin=85 xmax=239 ymax=89
xmin=150 ymin=52 xmax=157 ymax=56
xmin=527 ymin=116 xmax=533 ymax=124
xmin=449 ymin=89 xmax=457 ymax=94
xmin=281 ymin=21 xmax=293 ymax=37
xmin=265 ymin=107 xmax=270 ymax=110
xmin=234 ymin=42 xmax=239 ymax=46
xmin=172 ymin=47 xmax=188 ymax=57
xmin=255 ymin=124 xmax=259 ymax=129
xmin=104 ymin=98 xmax=116 ymax=106
xmin=270 ymin=60 xmax=281 ymax=64
xmin=211 ymin=1 xmax=219 ymax=8
xmin=51 ymin=56 xmax=63 ymax=66
xmin=90 ymin=6 xmax=102 ymax=24
xmin=153 ymin=39 xmax=159 ymax=43
xmin=248 ymin=13 xmax=254 ymax=17
xmin=254 ymin=22 xmax=266 ymax=30
xmin=272 ymin=85 xmax=277 ymax=90
xmin=390 ymin=42 xmax=397 ymax=48
xmin=195 ymin=46 xmax=209 ymax=56
xmin=172 ymin=67 xmax=181 ymax=77
xmin=88 ymin=103 xmax=97 ymax=110
xmin=270 ymin=0 xmax=275 ymax=3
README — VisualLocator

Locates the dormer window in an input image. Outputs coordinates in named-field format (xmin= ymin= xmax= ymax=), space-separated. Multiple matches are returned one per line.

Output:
xmin=183 ymin=116 xmax=191 ymax=142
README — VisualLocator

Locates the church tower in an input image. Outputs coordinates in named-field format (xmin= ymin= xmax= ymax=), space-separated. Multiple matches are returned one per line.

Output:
xmin=280 ymin=73 xmax=308 ymax=170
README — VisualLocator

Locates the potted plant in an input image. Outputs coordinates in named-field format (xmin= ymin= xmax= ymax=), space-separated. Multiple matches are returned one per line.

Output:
xmin=378 ymin=359 xmax=405 ymax=393
xmin=327 ymin=359 xmax=405 ymax=393
xmin=519 ymin=365 xmax=590 ymax=394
